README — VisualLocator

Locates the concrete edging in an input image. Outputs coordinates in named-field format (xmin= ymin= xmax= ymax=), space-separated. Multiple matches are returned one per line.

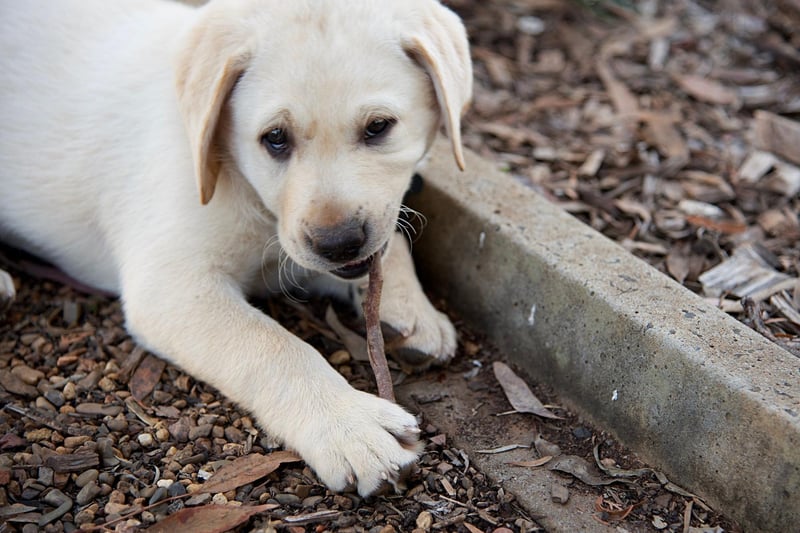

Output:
xmin=408 ymin=138 xmax=800 ymax=532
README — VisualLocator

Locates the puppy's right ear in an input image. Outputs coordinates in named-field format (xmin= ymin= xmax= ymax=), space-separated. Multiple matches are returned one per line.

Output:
xmin=175 ymin=11 xmax=251 ymax=205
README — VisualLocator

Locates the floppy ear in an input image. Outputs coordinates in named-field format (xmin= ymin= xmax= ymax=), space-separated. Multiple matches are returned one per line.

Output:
xmin=404 ymin=2 xmax=473 ymax=171
xmin=175 ymin=13 xmax=251 ymax=205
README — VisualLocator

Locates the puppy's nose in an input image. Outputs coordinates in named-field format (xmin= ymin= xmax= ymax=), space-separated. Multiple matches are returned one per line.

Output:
xmin=307 ymin=221 xmax=367 ymax=263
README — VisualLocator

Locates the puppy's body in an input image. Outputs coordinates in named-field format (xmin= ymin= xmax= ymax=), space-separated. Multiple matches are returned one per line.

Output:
xmin=0 ymin=0 xmax=471 ymax=495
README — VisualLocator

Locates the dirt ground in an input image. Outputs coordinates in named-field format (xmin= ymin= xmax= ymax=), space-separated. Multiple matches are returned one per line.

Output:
xmin=3 ymin=0 xmax=798 ymax=532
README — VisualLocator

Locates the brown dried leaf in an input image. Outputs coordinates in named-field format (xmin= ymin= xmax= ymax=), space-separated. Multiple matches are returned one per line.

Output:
xmin=507 ymin=456 xmax=554 ymax=467
xmin=129 ymin=354 xmax=166 ymax=401
xmin=548 ymin=455 xmax=630 ymax=486
xmin=145 ymin=503 xmax=278 ymax=533
xmin=198 ymin=451 xmax=301 ymax=494
xmin=673 ymin=74 xmax=738 ymax=105
xmin=492 ymin=362 xmax=561 ymax=419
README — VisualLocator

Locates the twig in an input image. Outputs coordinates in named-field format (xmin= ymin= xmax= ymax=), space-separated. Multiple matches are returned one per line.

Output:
xmin=363 ymin=255 xmax=395 ymax=402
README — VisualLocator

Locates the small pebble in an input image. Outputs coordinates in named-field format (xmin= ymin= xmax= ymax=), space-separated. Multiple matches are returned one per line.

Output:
xmin=138 ymin=433 xmax=155 ymax=447
xmin=44 ymin=389 xmax=65 ymax=407
xmin=416 ymin=510 xmax=433 ymax=531
xmin=302 ymin=495 xmax=324 ymax=508
xmin=76 ymin=481 xmax=102 ymax=505
xmin=212 ymin=493 xmax=228 ymax=505
xmin=155 ymin=427 xmax=171 ymax=442
xmin=106 ymin=414 xmax=128 ymax=432
xmin=168 ymin=482 xmax=187 ymax=497
xmin=97 ymin=376 xmax=117 ymax=392
xmin=24 ymin=428 xmax=52 ymax=442
xmin=223 ymin=426 xmax=244 ymax=443
xmin=156 ymin=479 xmax=174 ymax=488
xmin=188 ymin=424 xmax=213 ymax=440
xmin=11 ymin=365 xmax=44 ymax=385
xmin=328 ymin=349 xmax=351 ymax=365
xmin=75 ymin=469 xmax=99 ymax=488
xmin=186 ymin=492 xmax=211 ymax=506
xmin=149 ymin=486 xmax=169 ymax=505
xmin=62 ymin=381 xmax=77 ymax=400
xmin=37 ymin=466 xmax=54 ymax=487
xmin=64 ymin=436 xmax=92 ymax=449
xmin=274 ymin=493 xmax=301 ymax=506
xmin=572 ymin=427 xmax=592 ymax=439
xmin=551 ymin=483 xmax=570 ymax=504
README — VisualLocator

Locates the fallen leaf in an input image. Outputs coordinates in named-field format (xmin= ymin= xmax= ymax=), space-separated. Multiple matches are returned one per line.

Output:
xmin=506 ymin=456 xmax=553 ymax=467
xmin=492 ymin=362 xmax=562 ymax=419
xmin=129 ymin=354 xmax=166 ymax=401
xmin=476 ymin=444 xmax=530 ymax=454
xmin=145 ymin=503 xmax=278 ymax=533
xmin=198 ymin=451 xmax=301 ymax=494
xmin=592 ymin=443 xmax=652 ymax=478
xmin=548 ymin=455 xmax=631 ymax=486
xmin=595 ymin=495 xmax=636 ymax=521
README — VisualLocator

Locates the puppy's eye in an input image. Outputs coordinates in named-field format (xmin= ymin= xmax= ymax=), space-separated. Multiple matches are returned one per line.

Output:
xmin=261 ymin=128 xmax=291 ymax=158
xmin=364 ymin=118 xmax=394 ymax=144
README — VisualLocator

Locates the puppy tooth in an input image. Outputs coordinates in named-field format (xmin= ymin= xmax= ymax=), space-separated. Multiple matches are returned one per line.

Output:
xmin=381 ymin=471 xmax=389 ymax=481
xmin=390 ymin=462 xmax=400 ymax=471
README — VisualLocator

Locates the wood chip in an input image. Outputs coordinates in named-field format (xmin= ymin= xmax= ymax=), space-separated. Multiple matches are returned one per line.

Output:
xmin=752 ymin=110 xmax=800 ymax=166
xmin=672 ymin=74 xmax=739 ymax=105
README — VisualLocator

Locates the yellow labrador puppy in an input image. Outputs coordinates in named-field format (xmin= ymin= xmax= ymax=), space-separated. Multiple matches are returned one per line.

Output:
xmin=0 ymin=0 xmax=471 ymax=494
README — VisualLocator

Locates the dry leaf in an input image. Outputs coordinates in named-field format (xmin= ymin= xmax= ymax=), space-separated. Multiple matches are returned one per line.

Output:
xmin=145 ymin=503 xmax=278 ymax=533
xmin=492 ymin=362 xmax=561 ymax=419
xmin=507 ymin=456 xmax=553 ymax=467
xmin=129 ymin=354 xmax=166 ymax=401
xmin=548 ymin=455 xmax=630 ymax=486
xmin=198 ymin=451 xmax=301 ymax=494
xmin=476 ymin=444 xmax=530 ymax=454
xmin=595 ymin=496 xmax=636 ymax=521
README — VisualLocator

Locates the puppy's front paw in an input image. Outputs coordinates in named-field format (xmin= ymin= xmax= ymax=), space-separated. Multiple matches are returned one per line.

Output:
xmin=0 ymin=270 xmax=16 ymax=312
xmin=381 ymin=301 xmax=457 ymax=370
xmin=294 ymin=390 xmax=422 ymax=496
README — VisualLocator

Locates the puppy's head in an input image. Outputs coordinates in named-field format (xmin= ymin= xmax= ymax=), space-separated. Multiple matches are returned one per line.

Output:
xmin=175 ymin=0 xmax=472 ymax=278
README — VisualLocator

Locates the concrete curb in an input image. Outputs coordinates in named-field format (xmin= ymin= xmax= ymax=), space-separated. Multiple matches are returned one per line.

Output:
xmin=409 ymin=138 xmax=800 ymax=532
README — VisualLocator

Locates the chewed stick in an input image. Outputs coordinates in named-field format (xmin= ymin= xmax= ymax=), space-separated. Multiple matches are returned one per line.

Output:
xmin=363 ymin=255 xmax=395 ymax=402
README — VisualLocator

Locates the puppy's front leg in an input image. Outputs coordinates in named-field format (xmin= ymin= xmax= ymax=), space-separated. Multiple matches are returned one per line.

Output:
xmin=122 ymin=273 xmax=420 ymax=495
xmin=379 ymin=235 xmax=458 ymax=369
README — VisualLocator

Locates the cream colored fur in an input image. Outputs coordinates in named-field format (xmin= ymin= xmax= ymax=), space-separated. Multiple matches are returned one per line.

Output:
xmin=0 ymin=0 xmax=471 ymax=495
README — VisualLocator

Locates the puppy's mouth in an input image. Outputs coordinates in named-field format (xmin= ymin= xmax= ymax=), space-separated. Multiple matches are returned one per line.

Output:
xmin=330 ymin=242 xmax=388 ymax=280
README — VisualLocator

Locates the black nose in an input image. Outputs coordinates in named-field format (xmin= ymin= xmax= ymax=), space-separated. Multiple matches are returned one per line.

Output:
xmin=307 ymin=221 xmax=367 ymax=263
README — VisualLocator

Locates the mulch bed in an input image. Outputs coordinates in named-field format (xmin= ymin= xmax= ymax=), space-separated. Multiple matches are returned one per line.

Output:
xmin=453 ymin=0 xmax=800 ymax=356
xmin=0 ymin=273 xmax=739 ymax=532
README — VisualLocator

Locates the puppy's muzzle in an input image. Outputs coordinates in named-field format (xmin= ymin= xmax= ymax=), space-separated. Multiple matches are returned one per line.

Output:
xmin=306 ymin=221 xmax=371 ymax=279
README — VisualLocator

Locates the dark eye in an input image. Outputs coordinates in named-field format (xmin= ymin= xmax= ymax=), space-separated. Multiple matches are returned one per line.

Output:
xmin=364 ymin=118 xmax=394 ymax=144
xmin=261 ymin=128 xmax=291 ymax=158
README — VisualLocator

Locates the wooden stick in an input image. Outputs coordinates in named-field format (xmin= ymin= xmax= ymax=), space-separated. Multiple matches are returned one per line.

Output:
xmin=363 ymin=255 xmax=395 ymax=402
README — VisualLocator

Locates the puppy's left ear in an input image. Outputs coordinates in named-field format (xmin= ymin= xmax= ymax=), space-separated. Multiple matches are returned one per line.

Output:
xmin=175 ymin=9 xmax=251 ymax=205
xmin=404 ymin=2 xmax=473 ymax=171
